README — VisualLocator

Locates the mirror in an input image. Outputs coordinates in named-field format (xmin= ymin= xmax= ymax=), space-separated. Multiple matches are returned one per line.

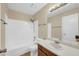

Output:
xmin=47 ymin=3 xmax=79 ymax=48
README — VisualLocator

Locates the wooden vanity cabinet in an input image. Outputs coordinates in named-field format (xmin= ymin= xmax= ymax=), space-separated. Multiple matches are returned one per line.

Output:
xmin=38 ymin=44 xmax=57 ymax=56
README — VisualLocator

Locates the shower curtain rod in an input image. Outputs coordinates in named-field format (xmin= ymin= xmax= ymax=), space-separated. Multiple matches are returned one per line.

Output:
xmin=0 ymin=19 xmax=7 ymax=24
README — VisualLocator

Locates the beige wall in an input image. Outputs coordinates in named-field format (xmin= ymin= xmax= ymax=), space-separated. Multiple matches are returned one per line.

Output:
xmin=48 ymin=15 xmax=62 ymax=39
xmin=48 ymin=7 xmax=79 ymax=39
xmin=78 ymin=13 xmax=79 ymax=35
xmin=0 ymin=3 xmax=8 ymax=49
xmin=33 ymin=4 xmax=55 ymax=39
xmin=0 ymin=3 xmax=1 ymax=19
xmin=8 ymin=9 xmax=32 ymax=22
xmin=78 ymin=12 xmax=79 ymax=35
xmin=0 ymin=3 xmax=1 ymax=48
xmin=0 ymin=24 xmax=1 ymax=49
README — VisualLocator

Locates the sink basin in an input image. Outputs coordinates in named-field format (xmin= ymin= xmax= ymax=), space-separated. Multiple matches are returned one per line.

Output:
xmin=50 ymin=42 xmax=63 ymax=50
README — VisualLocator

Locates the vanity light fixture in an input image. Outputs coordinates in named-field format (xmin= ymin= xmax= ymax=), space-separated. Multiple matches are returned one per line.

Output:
xmin=50 ymin=3 xmax=67 ymax=12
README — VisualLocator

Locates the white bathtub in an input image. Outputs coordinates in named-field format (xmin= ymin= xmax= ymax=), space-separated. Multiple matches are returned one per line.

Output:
xmin=5 ymin=46 xmax=30 ymax=56
xmin=5 ymin=40 xmax=37 ymax=56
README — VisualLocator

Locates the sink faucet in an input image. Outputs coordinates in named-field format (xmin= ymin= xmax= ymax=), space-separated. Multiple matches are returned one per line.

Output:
xmin=54 ymin=40 xmax=60 ymax=44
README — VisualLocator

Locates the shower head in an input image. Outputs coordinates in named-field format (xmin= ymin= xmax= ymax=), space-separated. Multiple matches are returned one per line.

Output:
xmin=3 ymin=22 xmax=7 ymax=24
xmin=30 ymin=19 xmax=35 ymax=23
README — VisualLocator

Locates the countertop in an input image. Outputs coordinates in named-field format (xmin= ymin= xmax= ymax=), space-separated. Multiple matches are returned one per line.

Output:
xmin=37 ymin=39 xmax=79 ymax=56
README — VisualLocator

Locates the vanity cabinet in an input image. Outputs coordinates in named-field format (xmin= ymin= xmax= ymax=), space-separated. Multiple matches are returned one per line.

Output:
xmin=38 ymin=44 xmax=57 ymax=56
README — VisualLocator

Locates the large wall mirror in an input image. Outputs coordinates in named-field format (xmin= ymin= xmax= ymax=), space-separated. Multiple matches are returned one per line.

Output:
xmin=47 ymin=3 xmax=79 ymax=48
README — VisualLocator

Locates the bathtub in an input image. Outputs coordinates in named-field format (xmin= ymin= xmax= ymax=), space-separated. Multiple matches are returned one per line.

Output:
xmin=5 ymin=40 xmax=37 ymax=56
xmin=5 ymin=46 xmax=30 ymax=56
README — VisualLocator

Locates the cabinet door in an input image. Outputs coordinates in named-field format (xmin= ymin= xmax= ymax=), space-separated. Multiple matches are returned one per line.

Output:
xmin=38 ymin=48 xmax=47 ymax=56
xmin=38 ymin=44 xmax=57 ymax=56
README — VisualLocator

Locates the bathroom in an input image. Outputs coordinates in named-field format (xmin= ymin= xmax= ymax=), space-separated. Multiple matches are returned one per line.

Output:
xmin=0 ymin=3 xmax=79 ymax=56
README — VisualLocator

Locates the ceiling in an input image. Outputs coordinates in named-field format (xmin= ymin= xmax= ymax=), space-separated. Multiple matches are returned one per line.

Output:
xmin=7 ymin=3 xmax=47 ymax=15
xmin=48 ymin=3 xmax=79 ymax=17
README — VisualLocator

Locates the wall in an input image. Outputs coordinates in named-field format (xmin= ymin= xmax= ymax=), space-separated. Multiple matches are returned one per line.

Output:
xmin=78 ymin=15 xmax=79 ymax=35
xmin=8 ymin=9 xmax=32 ymax=22
xmin=33 ymin=3 xmax=55 ymax=39
xmin=0 ymin=3 xmax=8 ymax=49
xmin=0 ymin=3 xmax=1 ymax=48
xmin=48 ymin=15 xmax=61 ymax=39
xmin=0 ymin=3 xmax=1 ymax=19
xmin=48 ymin=7 xmax=79 ymax=39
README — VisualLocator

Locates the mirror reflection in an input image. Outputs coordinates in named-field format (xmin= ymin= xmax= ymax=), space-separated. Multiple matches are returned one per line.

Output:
xmin=47 ymin=3 xmax=79 ymax=48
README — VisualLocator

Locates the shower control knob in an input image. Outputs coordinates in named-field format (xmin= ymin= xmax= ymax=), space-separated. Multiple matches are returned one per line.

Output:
xmin=33 ymin=36 xmax=36 ymax=41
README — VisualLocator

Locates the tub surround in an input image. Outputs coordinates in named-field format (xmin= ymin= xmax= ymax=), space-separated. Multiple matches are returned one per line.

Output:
xmin=37 ymin=38 xmax=79 ymax=56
